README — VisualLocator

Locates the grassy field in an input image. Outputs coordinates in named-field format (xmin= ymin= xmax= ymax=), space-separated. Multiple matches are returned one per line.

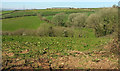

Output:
xmin=2 ymin=10 xmax=13 ymax=14
xmin=2 ymin=9 xmax=95 ymax=19
xmin=2 ymin=16 xmax=47 ymax=31
xmin=45 ymin=16 xmax=53 ymax=20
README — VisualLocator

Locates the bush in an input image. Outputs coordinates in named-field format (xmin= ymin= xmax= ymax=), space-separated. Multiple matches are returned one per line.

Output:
xmin=64 ymin=28 xmax=74 ymax=37
xmin=72 ymin=13 xmax=87 ymax=27
xmin=52 ymin=13 xmax=67 ymax=26
xmin=36 ymin=23 xmax=53 ymax=37
xmin=2 ymin=23 xmax=74 ymax=37
xmin=112 ymin=4 xmax=118 ymax=8
xmin=68 ymin=13 xmax=84 ymax=22
xmin=68 ymin=13 xmax=79 ymax=23
xmin=86 ymin=14 xmax=101 ymax=28
xmin=48 ymin=26 xmax=54 ymax=37
xmin=52 ymin=26 xmax=74 ymax=37
xmin=12 ymin=29 xmax=25 ymax=35
xmin=64 ymin=21 xmax=71 ymax=27
xmin=52 ymin=26 xmax=65 ymax=37
xmin=68 ymin=13 xmax=87 ymax=28
xmin=2 ymin=31 xmax=12 ymax=35
xmin=11 ymin=29 xmax=35 ymax=36
xmin=24 ymin=30 xmax=36 ymax=36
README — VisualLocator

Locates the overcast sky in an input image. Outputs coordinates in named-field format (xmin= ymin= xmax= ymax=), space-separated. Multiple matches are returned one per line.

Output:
xmin=2 ymin=0 xmax=119 ymax=2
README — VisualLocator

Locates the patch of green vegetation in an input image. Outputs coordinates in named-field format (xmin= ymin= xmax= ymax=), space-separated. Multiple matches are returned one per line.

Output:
xmin=37 ymin=8 xmax=95 ymax=16
xmin=2 ymin=16 xmax=47 ymax=31
xmin=45 ymin=16 xmax=53 ymax=20
xmin=2 ymin=9 xmax=95 ymax=19
xmin=2 ymin=11 xmax=36 ymax=19
xmin=76 ymin=67 xmax=84 ymax=69
xmin=2 ymin=10 xmax=13 ymax=14
xmin=2 ymin=35 xmax=111 ymax=57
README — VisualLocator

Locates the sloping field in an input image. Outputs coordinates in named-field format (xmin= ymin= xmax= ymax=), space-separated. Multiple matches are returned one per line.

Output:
xmin=2 ymin=36 xmax=118 ymax=69
xmin=1 ymin=8 xmax=118 ymax=70
xmin=2 ymin=16 xmax=46 ymax=31
xmin=2 ymin=8 xmax=95 ymax=19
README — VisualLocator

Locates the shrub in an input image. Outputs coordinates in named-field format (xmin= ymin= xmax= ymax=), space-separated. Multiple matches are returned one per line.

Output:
xmin=65 ymin=21 xmax=72 ymax=27
xmin=64 ymin=28 xmax=74 ymax=37
xmin=68 ymin=13 xmax=84 ymax=22
xmin=2 ymin=29 xmax=25 ymax=36
xmin=68 ymin=13 xmax=87 ymax=28
xmin=52 ymin=13 xmax=67 ymax=26
xmin=86 ymin=14 xmax=101 ymax=28
xmin=24 ymin=30 xmax=36 ymax=36
xmin=112 ymin=4 xmax=118 ymax=8
xmin=2 ymin=31 xmax=12 ymax=35
xmin=12 ymin=29 xmax=25 ymax=35
xmin=68 ymin=13 xmax=79 ymax=23
xmin=36 ymin=23 xmax=53 ymax=36
xmin=48 ymin=26 xmax=54 ymax=37
xmin=52 ymin=26 xmax=74 ymax=37
xmin=52 ymin=26 xmax=64 ymax=37
xmin=2 ymin=23 xmax=75 ymax=37
xmin=72 ymin=13 xmax=87 ymax=27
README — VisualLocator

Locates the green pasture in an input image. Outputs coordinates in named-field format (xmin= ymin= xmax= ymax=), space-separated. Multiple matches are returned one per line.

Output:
xmin=2 ymin=8 xmax=95 ymax=19
xmin=2 ymin=10 xmax=13 ymax=14
xmin=2 ymin=16 xmax=46 ymax=31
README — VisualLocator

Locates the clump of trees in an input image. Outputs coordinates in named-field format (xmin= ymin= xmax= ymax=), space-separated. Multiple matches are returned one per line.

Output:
xmin=36 ymin=24 xmax=74 ymax=37
xmin=2 ymin=23 xmax=74 ymax=37
xmin=52 ymin=13 xmax=67 ymax=26
xmin=36 ymin=23 xmax=52 ymax=36
xmin=86 ymin=14 xmax=100 ymax=28
xmin=86 ymin=8 xmax=118 ymax=37
xmin=72 ymin=13 xmax=87 ymax=27
xmin=112 ymin=4 xmax=118 ymax=8
xmin=68 ymin=13 xmax=87 ymax=28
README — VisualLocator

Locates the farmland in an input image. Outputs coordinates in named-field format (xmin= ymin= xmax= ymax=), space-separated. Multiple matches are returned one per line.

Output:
xmin=3 ymin=35 xmax=117 ymax=69
xmin=2 ymin=16 xmax=46 ymax=31
xmin=2 ymin=9 xmax=94 ymax=31
xmin=1 ymin=8 xmax=119 ymax=70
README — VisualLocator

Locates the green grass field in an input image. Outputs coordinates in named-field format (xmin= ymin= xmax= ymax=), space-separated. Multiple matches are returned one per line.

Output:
xmin=2 ymin=9 xmax=95 ymax=19
xmin=2 ymin=16 xmax=47 ymax=31
xmin=2 ymin=10 xmax=13 ymax=14
xmin=45 ymin=16 xmax=53 ymax=20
